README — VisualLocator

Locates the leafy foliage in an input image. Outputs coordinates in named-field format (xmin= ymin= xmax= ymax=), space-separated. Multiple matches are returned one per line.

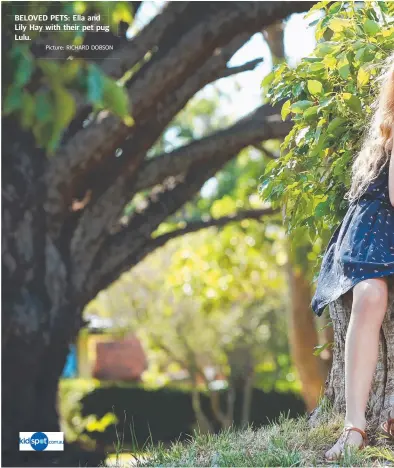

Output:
xmin=58 ymin=378 xmax=117 ymax=449
xmin=2 ymin=2 xmax=134 ymax=153
xmin=260 ymin=1 xmax=394 ymax=257
xmin=87 ymin=223 xmax=299 ymax=394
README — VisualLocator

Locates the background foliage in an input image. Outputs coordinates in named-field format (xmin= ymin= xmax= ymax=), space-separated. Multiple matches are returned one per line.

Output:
xmin=88 ymin=221 xmax=298 ymax=394
xmin=3 ymin=1 xmax=133 ymax=153
xmin=260 ymin=1 xmax=394 ymax=271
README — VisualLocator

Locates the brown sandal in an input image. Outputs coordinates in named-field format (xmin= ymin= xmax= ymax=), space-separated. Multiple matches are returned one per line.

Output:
xmin=325 ymin=426 xmax=368 ymax=461
xmin=380 ymin=408 xmax=394 ymax=439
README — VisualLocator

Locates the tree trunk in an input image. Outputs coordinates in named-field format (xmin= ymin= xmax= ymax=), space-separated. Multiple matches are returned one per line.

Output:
xmin=241 ymin=373 xmax=254 ymax=427
xmin=286 ymin=263 xmax=327 ymax=412
xmin=2 ymin=120 xmax=85 ymax=466
xmin=311 ymin=276 xmax=394 ymax=431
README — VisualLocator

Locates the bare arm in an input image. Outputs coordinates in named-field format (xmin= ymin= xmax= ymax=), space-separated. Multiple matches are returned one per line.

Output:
xmin=390 ymin=137 xmax=394 ymax=207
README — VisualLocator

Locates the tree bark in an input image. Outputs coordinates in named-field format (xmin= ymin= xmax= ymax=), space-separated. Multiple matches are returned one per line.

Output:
xmin=2 ymin=120 xmax=83 ymax=466
xmin=310 ymin=276 xmax=394 ymax=431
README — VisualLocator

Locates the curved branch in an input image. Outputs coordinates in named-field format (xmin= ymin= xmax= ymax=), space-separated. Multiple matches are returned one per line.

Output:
xmin=70 ymin=101 xmax=289 ymax=293
xmin=100 ymin=2 xmax=190 ymax=78
xmin=83 ymin=153 xmax=230 ymax=301
xmin=83 ymin=136 xmax=278 ymax=303
xmin=45 ymin=1 xmax=313 ymax=239
xmin=67 ymin=33 xmax=254 ymax=290
xmin=149 ymin=207 xmax=278 ymax=248
xmin=134 ymin=103 xmax=290 ymax=193
xmin=219 ymin=58 xmax=264 ymax=79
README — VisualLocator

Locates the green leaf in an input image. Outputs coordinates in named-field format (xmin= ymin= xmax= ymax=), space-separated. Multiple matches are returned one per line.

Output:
xmin=60 ymin=61 xmax=80 ymax=84
xmin=314 ymin=200 xmax=330 ymax=217
xmin=3 ymin=85 xmax=23 ymax=114
xmin=328 ymin=2 xmax=342 ymax=14
xmin=342 ymin=93 xmax=362 ymax=114
xmin=303 ymin=106 xmax=319 ymax=121
xmin=53 ymin=87 xmax=76 ymax=131
xmin=73 ymin=1 xmax=87 ymax=14
xmin=35 ymin=92 xmax=53 ymax=123
xmin=112 ymin=2 xmax=134 ymax=25
xmin=211 ymin=196 xmax=237 ymax=218
xmin=261 ymin=71 xmax=274 ymax=89
xmin=354 ymin=47 xmax=365 ymax=63
xmin=323 ymin=54 xmax=337 ymax=69
xmin=338 ymin=57 xmax=350 ymax=79
xmin=48 ymin=87 xmax=76 ymax=152
xmin=315 ymin=42 xmax=339 ymax=57
xmin=309 ymin=62 xmax=325 ymax=72
xmin=281 ymin=100 xmax=291 ymax=120
xmin=310 ymin=133 xmax=327 ymax=157
xmin=263 ymin=159 xmax=279 ymax=176
xmin=363 ymin=44 xmax=377 ymax=62
xmin=102 ymin=77 xmax=132 ymax=121
xmin=357 ymin=66 xmax=370 ymax=88
xmin=305 ymin=1 xmax=329 ymax=19
xmin=303 ymin=57 xmax=322 ymax=63
xmin=21 ymin=92 xmax=35 ymax=129
xmin=290 ymin=100 xmax=314 ymax=113
xmin=307 ymin=80 xmax=323 ymax=95
xmin=313 ymin=341 xmax=333 ymax=356
xmin=327 ymin=117 xmax=346 ymax=134
xmin=329 ymin=18 xmax=352 ymax=32
xmin=363 ymin=19 xmax=380 ymax=36
xmin=378 ymin=1 xmax=388 ymax=13
xmin=87 ymin=64 xmax=104 ymax=105
xmin=388 ymin=1 xmax=394 ymax=15
xmin=15 ymin=52 xmax=33 ymax=87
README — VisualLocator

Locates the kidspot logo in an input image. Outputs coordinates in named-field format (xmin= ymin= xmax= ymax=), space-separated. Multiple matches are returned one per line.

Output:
xmin=19 ymin=432 xmax=64 ymax=451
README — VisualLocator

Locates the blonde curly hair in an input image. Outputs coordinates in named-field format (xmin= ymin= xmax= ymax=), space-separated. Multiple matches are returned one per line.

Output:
xmin=346 ymin=52 xmax=394 ymax=202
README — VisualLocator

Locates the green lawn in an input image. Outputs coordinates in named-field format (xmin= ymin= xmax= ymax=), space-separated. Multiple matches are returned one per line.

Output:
xmin=104 ymin=399 xmax=394 ymax=467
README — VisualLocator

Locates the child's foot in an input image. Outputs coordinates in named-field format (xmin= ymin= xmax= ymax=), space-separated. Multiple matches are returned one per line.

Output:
xmin=381 ymin=406 xmax=394 ymax=438
xmin=325 ymin=425 xmax=367 ymax=461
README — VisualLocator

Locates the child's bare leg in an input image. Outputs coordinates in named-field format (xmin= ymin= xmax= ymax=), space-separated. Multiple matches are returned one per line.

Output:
xmin=325 ymin=277 xmax=388 ymax=460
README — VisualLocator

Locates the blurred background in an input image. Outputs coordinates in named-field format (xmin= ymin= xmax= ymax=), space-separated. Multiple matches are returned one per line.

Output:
xmin=56 ymin=1 xmax=331 ymax=461
xmin=3 ymin=1 xmax=337 ymax=466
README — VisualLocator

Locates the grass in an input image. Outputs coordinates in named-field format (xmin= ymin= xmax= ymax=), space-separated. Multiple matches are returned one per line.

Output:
xmin=102 ymin=398 xmax=394 ymax=467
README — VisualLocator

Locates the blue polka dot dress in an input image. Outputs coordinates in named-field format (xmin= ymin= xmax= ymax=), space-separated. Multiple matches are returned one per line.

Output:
xmin=311 ymin=161 xmax=394 ymax=317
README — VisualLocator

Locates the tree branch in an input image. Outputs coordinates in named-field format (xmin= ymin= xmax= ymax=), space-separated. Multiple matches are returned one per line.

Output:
xmin=219 ymin=58 xmax=264 ymax=79
xmin=84 ymin=151 xmax=277 ymax=303
xmin=83 ymin=153 xmax=230 ymax=301
xmin=70 ymin=100 xmax=289 ymax=294
xmin=101 ymin=2 xmax=311 ymax=79
xmin=45 ymin=1 xmax=313 ymax=239
xmin=149 ymin=208 xmax=278 ymax=248
xmin=68 ymin=33 xmax=253 ymax=290
xmin=134 ymin=103 xmax=290 ymax=193
xmin=100 ymin=2 xmax=191 ymax=78
xmin=62 ymin=3 xmax=202 ymax=142
xmin=45 ymin=28 xmax=247 ymax=239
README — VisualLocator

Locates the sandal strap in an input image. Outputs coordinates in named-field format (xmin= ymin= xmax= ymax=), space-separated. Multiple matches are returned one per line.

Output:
xmin=344 ymin=426 xmax=368 ymax=446
xmin=388 ymin=418 xmax=394 ymax=433
xmin=386 ymin=408 xmax=394 ymax=434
